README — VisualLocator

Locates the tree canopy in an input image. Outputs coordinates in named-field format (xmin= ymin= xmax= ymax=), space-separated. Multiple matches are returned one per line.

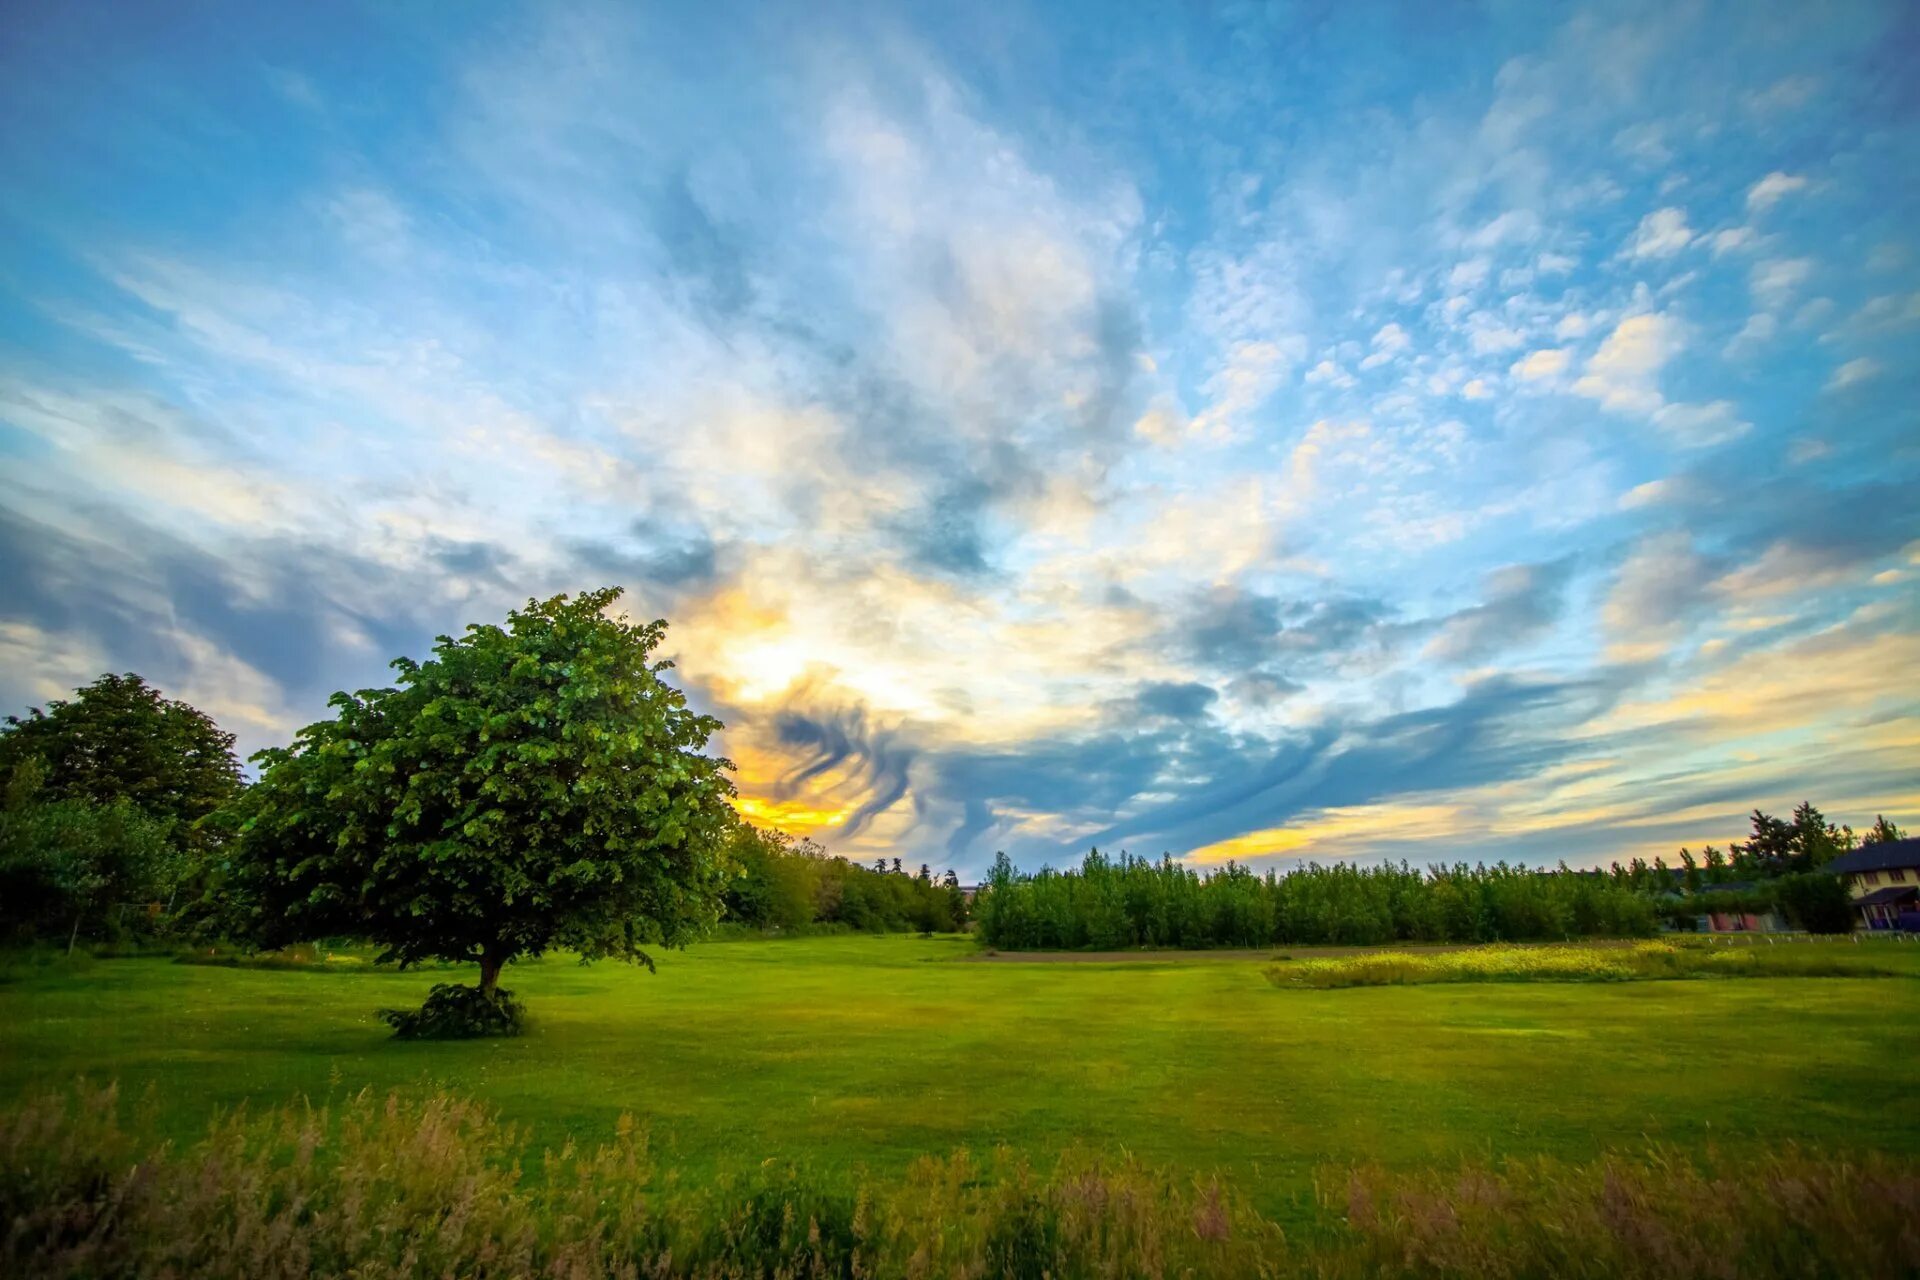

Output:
xmin=0 ymin=673 xmax=242 ymax=833
xmin=220 ymin=589 xmax=738 ymax=1002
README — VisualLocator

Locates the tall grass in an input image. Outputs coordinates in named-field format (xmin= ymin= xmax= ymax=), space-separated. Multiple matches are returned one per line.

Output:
xmin=1266 ymin=939 xmax=1907 ymax=989
xmin=3 ymin=1084 xmax=1913 ymax=1278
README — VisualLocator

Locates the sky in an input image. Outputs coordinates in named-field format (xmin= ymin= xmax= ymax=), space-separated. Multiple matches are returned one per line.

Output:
xmin=1 ymin=0 xmax=1916 ymax=877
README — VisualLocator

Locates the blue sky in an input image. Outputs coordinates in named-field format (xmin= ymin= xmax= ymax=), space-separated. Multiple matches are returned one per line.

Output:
xmin=2 ymin=0 xmax=1916 ymax=874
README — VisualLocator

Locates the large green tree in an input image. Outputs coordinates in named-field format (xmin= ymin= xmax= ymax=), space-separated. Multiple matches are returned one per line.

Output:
xmin=0 ymin=673 xmax=242 ymax=833
xmin=221 ymin=589 xmax=737 ymax=1005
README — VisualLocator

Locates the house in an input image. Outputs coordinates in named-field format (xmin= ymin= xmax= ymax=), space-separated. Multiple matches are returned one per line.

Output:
xmin=1824 ymin=838 xmax=1920 ymax=931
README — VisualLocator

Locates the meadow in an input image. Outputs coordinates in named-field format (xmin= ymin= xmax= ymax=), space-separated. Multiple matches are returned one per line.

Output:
xmin=4 ymin=934 xmax=1918 ymax=1229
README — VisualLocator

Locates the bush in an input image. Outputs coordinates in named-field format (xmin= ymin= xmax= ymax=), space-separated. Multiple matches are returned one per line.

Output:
xmin=0 ymin=797 xmax=177 ymax=949
xmin=1772 ymin=872 xmax=1854 ymax=934
xmin=379 ymin=982 xmax=525 ymax=1039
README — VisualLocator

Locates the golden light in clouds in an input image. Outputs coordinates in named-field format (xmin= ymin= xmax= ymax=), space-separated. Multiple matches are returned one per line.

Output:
xmin=731 ymin=793 xmax=849 ymax=831
xmin=1185 ymin=803 xmax=1468 ymax=865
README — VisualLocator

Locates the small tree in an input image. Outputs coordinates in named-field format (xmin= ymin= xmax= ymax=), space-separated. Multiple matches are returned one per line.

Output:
xmin=943 ymin=868 xmax=968 ymax=929
xmin=1703 ymin=845 xmax=1728 ymax=882
xmin=221 ymin=589 xmax=737 ymax=1031
xmin=1863 ymin=815 xmax=1906 ymax=845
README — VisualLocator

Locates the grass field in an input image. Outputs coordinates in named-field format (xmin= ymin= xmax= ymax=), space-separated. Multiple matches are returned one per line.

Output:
xmin=4 ymin=935 xmax=1919 ymax=1223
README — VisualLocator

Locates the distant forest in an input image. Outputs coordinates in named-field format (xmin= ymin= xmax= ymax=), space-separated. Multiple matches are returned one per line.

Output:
xmin=967 ymin=801 xmax=1896 ymax=950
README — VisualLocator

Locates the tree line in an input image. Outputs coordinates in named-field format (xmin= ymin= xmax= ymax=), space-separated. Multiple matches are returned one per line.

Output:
xmin=1607 ymin=800 xmax=1903 ymax=894
xmin=971 ymin=850 xmax=1659 ymax=950
xmin=721 ymin=825 xmax=968 ymax=935
xmin=970 ymin=798 xmax=1906 ymax=951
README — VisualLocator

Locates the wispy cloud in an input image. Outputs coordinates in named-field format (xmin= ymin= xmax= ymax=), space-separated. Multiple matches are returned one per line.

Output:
xmin=0 ymin=0 xmax=1914 ymax=871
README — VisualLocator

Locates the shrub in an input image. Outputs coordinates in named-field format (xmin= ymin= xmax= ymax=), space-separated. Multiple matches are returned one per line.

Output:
xmin=1772 ymin=872 xmax=1854 ymax=934
xmin=379 ymin=982 xmax=525 ymax=1039
xmin=0 ymin=797 xmax=177 ymax=950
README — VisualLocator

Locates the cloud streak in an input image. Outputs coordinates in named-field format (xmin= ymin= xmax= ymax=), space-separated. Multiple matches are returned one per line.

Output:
xmin=0 ymin=0 xmax=1915 ymax=873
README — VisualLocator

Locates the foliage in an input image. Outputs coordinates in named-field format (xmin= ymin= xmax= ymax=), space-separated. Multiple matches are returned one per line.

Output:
xmin=3 ymin=1083 xmax=1914 ymax=1280
xmin=1862 ymin=814 xmax=1907 ymax=844
xmin=1770 ymin=871 xmax=1855 ymax=934
xmin=218 ymin=589 xmax=738 ymax=1007
xmin=973 ymin=849 xmax=1657 ymax=950
xmin=379 ymin=982 xmax=524 ymax=1038
xmin=0 ymin=674 xmax=240 ymax=946
xmin=1264 ymin=939 xmax=1906 ymax=989
xmin=0 ymin=672 xmax=241 ymax=836
xmin=721 ymin=824 xmax=962 ymax=935
xmin=0 ymin=793 xmax=176 ymax=950
xmin=1671 ymin=800 xmax=1862 ymax=885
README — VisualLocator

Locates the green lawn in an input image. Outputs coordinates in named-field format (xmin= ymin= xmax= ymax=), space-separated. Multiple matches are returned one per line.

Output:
xmin=3 ymin=935 xmax=1918 ymax=1219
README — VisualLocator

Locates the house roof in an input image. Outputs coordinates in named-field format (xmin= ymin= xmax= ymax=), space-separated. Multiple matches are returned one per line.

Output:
xmin=1852 ymin=885 xmax=1920 ymax=908
xmin=1826 ymin=838 xmax=1920 ymax=875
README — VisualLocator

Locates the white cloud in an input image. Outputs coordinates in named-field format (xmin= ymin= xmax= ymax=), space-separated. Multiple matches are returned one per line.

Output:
xmin=1572 ymin=312 xmax=1679 ymax=415
xmin=1465 ymin=311 xmax=1527 ymax=355
xmin=1746 ymin=76 xmax=1819 ymax=113
xmin=1788 ymin=437 xmax=1832 ymax=465
xmin=1613 ymin=123 xmax=1671 ymax=166
xmin=1724 ymin=312 xmax=1777 ymax=357
xmin=1359 ymin=322 xmax=1410 ymax=370
xmin=1190 ymin=338 xmax=1304 ymax=439
xmin=1750 ymin=257 xmax=1813 ymax=308
xmin=1827 ymin=357 xmax=1882 ymax=391
xmin=1305 ymin=358 xmax=1356 ymax=389
xmin=1510 ymin=347 xmax=1571 ymax=380
xmin=1652 ymin=399 xmax=1748 ymax=447
xmin=1372 ymin=322 xmax=1411 ymax=354
xmin=1447 ymin=258 xmax=1491 ymax=290
xmin=1746 ymin=171 xmax=1808 ymax=211
xmin=1619 ymin=477 xmax=1688 ymax=509
xmin=1850 ymin=292 xmax=1920 ymax=331
xmin=0 ymin=621 xmax=111 ymax=706
xmin=1708 ymin=226 xmax=1756 ymax=256
xmin=1467 ymin=209 xmax=1541 ymax=248
xmin=1623 ymin=207 xmax=1693 ymax=259
xmin=1133 ymin=400 xmax=1189 ymax=446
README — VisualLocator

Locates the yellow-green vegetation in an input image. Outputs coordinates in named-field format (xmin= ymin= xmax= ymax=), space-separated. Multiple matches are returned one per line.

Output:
xmin=1264 ymin=938 xmax=1913 ymax=989
xmin=5 ymin=1083 xmax=1915 ymax=1280
xmin=3 ymin=934 xmax=1919 ymax=1230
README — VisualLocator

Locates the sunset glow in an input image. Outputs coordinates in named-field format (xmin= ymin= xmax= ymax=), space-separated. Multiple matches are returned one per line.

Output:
xmin=2 ymin=1 xmax=1915 ymax=875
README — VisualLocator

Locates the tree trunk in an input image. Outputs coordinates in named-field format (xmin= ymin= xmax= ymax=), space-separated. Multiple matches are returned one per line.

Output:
xmin=478 ymin=948 xmax=505 ymax=997
xmin=67 ymin=912 xmax=83 ymax=957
